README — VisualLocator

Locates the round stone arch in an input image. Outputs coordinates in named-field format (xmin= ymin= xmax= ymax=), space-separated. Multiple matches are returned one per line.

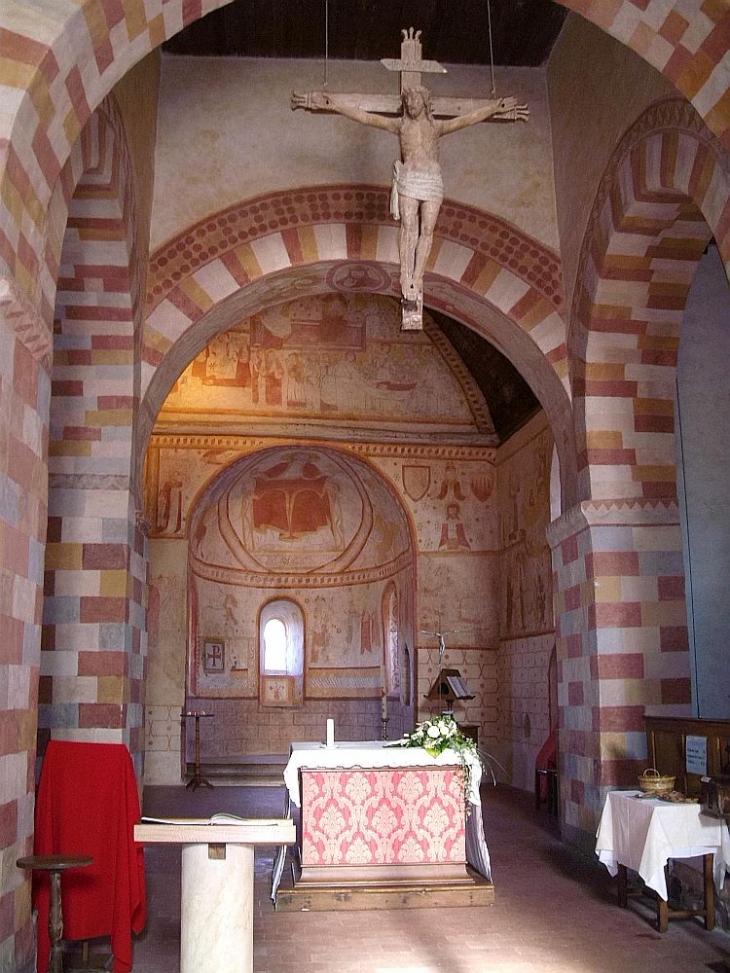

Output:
xmin=40 ymin=92 xmax=148 ymax=748
xmin=2 ymin=1 xmax=728 ymax=332
xmin=137 ymin=266 xmax=577 ymax=512
xmin=137 ymin=186 xmax=576 ymax=505
xmin=48 ymin=94 xmax=142 ymax=326
xmin=570 ymin=99 xmax=730 ymax=504
xmin=556 ymin=1 xmax=730 ymax=151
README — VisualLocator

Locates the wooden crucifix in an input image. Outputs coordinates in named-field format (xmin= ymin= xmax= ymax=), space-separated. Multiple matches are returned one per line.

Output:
xmin=292 ymin=28 xmax=528 ymax=330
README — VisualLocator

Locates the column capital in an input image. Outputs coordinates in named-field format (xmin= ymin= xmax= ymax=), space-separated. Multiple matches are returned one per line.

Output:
xmin=0 ymin=275 xmax=52 ymax=364
xmin=547 ymin=498 xmax=681 ymax=548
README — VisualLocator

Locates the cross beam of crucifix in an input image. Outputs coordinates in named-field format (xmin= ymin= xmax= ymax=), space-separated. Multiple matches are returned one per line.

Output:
xmin=292 ymin=29 xmax=529 ymax=330
xmin=299 ymin=29 xmax=514 ymax=120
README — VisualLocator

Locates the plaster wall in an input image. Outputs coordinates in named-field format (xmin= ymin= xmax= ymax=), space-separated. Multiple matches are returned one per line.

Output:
xmin=152 ymin=55 xmax=559 ymax=252
xmin=547 ymin=13 xmax=676 ymax=314
xmin=677 ymin=245 xmax=730 ymax=720
xmin=144 ymin=538 xmax=187 ymax=782
xmin=496 ymin=411 xmax=555 ymax=790
xmin=112 ymin=50 xmax=161 ymax=284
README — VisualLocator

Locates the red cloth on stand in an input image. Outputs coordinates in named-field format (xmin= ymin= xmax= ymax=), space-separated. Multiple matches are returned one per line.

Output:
xmin=535 ymin=729 xmax=557 ymax=799
xmin=33 ymin=741 xmax=147 ymax=972
xmin=536 ymin=729 xmax=557 ymax=770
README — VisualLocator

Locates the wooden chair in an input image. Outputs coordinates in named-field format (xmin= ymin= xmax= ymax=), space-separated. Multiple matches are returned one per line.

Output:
xmin=534 ymin=729 xmax=558 ymax=815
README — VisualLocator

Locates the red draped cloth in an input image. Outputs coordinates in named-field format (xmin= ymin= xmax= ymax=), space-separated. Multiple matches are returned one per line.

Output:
xmin=33 ymin=741 xmax=147 ymax=972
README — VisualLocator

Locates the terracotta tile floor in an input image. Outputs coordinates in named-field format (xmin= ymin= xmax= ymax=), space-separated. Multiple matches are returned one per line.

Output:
xmin=82 ymin=784 xmax=730 ymax=972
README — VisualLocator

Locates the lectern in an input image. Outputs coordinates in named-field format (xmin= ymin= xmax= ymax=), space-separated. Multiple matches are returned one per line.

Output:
xmin=425 ymin=668 xmax=475 ymax=711
xmin=135 ymin=818 xmax=295 ymax=973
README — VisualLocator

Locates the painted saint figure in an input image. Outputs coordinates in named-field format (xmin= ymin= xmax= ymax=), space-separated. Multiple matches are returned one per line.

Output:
xmin=291 ymin=85 xmax=528 ymax=308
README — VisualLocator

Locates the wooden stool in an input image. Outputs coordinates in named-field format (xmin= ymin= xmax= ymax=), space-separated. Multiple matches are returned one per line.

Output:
xmin=182 ymin=712 xmax=214 ymax=790
xmin=17 ymin=854 xmax=93 ymax=973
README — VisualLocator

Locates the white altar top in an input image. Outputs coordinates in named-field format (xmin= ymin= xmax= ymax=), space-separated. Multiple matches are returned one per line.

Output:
xmin=595 ymin=790 xmax=730 ymax=900
xmin=283 ymin=740 xmax=483 ymax=808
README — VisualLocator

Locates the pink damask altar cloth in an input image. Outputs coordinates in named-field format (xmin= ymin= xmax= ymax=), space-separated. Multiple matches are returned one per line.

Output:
xmin=272 ymin=741 xmax=491 ymax=899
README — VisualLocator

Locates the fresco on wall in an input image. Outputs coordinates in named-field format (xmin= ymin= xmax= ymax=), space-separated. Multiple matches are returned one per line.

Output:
xmin=418 ymin=555 xmax=498 ymax=649
xmin=155 ymin=454 xmax=187 ymax=536
xmin=383 ymin=455 xmax=499 ymax=556
xmin=190 ymin=446 xmax=409 ymax=577
xmin=148 ymin=293 xmax=495 ymax=540
xmin=499 ymin=423 xmax=554 ymax=637
xmin=159 ymin=294 xmax=483 ymax=430
xmin=186 ymin=446 xmax=415 ymax=698
xmin=145 ymin=289 xmax=504 ymax=743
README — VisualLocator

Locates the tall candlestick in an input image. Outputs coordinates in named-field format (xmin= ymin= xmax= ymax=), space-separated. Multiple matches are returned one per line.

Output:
xmin=380 ymin=660 xmax=388 ymax=719
xmin=326 ymin=718 xmax=335 ymax=748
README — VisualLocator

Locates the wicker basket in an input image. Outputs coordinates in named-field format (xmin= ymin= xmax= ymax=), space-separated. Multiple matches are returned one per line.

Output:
xmin=638 ymin=768 xmax=676 ymax=794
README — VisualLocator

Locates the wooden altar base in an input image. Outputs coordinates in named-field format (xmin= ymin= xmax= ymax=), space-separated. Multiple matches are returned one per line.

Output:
xmin=275 ymin=863 xmax=494 ymax=912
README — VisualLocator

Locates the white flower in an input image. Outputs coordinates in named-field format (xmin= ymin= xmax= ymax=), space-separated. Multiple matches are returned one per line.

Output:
xmin=427 ymin=725 xmax=441 ymax=739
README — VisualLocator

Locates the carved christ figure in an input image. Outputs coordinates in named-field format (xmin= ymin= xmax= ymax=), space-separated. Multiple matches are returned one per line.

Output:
xmin=291 ymin=85 xmax=528 ymax=308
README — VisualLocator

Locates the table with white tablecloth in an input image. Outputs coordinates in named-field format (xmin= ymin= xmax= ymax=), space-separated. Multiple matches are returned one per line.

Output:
xmin=272 ymin=740 xmax=492 ymax=906
xmin=595 ymin=790 xmax=730 ymax=930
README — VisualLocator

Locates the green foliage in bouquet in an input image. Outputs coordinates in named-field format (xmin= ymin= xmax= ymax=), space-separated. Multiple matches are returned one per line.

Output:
xmin=389 ymin=714 xmax=485 ymax=813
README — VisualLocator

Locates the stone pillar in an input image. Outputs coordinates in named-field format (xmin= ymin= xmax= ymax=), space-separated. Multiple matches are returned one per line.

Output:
xmin=136 ymin=819 xmax=296 ymax=973
xmin=547 ymin=499 xmax=691 ymax=847
xmin=41 ymin=492 xmax=148 ymax=760
xmin=0 ymin=279 xmax=53 ymax=972
xmin=181 ymin=844 xmax=255 ymax=973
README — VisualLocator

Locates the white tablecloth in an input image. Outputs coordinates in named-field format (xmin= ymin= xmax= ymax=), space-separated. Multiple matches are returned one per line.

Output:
xmin=283 ymin=740 xmax=483 ymax=807
xmin=595 ymin=790 xmax=730 ymax=899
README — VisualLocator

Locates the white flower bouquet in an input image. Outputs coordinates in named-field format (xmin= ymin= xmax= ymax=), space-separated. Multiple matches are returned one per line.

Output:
xmin=389 ymin=714 xmax=485 ymax=812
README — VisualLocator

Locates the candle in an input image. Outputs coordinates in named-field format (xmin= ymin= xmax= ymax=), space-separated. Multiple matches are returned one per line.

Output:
xmin=326 ymin=718 xmax=335 ymax=748
xmin=381 ymin=689 xmax=388 ymax=720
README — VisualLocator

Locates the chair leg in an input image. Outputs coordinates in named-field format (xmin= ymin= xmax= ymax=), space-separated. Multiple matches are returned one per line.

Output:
xmin=547 ymin=770 xmax=558 ymax=815
xmin=704 ymin=853 xmax=715 ymax=931
xmin=617 ymin=864 xmax=628 ymax=908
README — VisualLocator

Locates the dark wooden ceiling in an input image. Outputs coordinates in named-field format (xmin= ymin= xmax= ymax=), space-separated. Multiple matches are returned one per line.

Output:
xmin=163 ymin=1 xmax=559 ymax=440
xmin=164 ymin=0 xmax=567 ymax=67
xmin=432 ymin=311 xmax=540 ymax=440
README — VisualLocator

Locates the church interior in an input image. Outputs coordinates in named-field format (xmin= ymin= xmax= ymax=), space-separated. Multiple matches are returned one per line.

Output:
xmin=1 ymin=1 xmax=729 ymax=970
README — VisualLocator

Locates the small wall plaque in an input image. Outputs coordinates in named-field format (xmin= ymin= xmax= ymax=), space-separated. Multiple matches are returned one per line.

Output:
xmin=203 ymin=639 xmax=225 ymax=674
xmin=686 ymin=735 xmax=707 ymax=775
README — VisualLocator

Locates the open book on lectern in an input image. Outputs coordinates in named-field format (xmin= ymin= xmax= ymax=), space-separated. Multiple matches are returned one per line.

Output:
xmin=140 ymin=813 xmax=279 ymax=826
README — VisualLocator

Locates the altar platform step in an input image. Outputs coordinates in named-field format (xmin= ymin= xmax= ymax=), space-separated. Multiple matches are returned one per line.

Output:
xmin=275 ymin=864 xmax=494 ymax=912
xmin=184 ymin=753 xmax=287 ymax=786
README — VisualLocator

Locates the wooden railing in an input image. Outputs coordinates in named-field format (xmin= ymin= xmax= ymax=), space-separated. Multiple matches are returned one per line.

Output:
xmin=644 ymin=716 xmax=730 ymax=796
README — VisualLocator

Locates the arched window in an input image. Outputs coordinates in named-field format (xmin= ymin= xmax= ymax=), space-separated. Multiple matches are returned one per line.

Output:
xmin=259 ymin=600 xmax=304 ymax=706
xmin=263 ymin=617 xmax=287 ymax=672
xmin=382 ymin=583 xmax=401 ymax=696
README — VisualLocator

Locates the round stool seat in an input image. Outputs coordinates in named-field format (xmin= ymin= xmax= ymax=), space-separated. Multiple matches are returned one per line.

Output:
xmin=17 ymin=854 xmax=93 ymax=872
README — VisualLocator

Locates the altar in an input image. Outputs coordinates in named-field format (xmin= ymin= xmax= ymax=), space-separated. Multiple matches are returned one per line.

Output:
xmin=273 ymin=741 xmax=494 ymax=911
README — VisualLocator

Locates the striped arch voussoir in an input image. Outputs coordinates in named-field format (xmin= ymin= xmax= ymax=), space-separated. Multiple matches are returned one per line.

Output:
xmin=142 ymin=185 xmax=566 ymax=385
xmin=571 ymin=99 xmax=728 ymax=502
xmin=574 ymin=100 xmax=728 ymax=366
